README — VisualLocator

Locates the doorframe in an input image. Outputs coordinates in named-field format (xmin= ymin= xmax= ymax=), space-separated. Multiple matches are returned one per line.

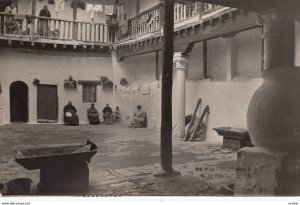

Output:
xmin=10 ymin=81 xmax=29 ymax=123
xmin=37 ymin=84 xmax=58 ymax=123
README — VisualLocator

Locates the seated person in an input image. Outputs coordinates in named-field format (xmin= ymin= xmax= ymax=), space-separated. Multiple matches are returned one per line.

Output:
xmin=63 ymin=101 xmax=79 ymax=126
xmin=129 ymin=105 xmax=146 ymax=128
xmin=102 ymin=103 xmax=113 ymax=119
xmin=113 ymin=106 xmax=121 ymax=122
xmin=87 ymin=103 xmax=100 ymax=125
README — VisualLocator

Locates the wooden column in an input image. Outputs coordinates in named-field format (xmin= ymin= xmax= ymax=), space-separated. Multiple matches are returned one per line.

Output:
xmin=156 ymin=51 xmax=159 ymax=80
xmin=160 ymin=0 xmax=174 ymax=173
xmin=136 ymin=0 xmax=140 ymax=15
xmin=72 ymin=0 xmax=78 ymax=40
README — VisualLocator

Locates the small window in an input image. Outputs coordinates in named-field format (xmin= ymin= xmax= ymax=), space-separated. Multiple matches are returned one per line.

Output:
xmin=82 ymin=84 xmax=97 ymax=103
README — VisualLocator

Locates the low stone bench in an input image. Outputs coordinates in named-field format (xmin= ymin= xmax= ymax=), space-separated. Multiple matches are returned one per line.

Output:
xmin=213 ymin=127 xmax=253 ymax=150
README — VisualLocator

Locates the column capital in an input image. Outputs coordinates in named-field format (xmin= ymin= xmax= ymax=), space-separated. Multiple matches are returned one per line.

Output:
xmin=173 ymin=52 xmax=189 ymax=70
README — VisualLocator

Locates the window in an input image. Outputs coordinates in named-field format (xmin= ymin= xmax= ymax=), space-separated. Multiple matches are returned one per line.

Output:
xmin=82 ymin=84 xmax=97 ymax=103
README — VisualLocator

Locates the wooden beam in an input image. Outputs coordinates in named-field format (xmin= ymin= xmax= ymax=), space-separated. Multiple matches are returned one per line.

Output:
xmin=160 ymin=0 xmax=174 ymax=173
xmin=136 ymin=0 xmax=140 ymax=15
xmin=174 ymin=11 xmax=259 ymax=51
xmin=72 ymin=0 xmax=78 ymax=40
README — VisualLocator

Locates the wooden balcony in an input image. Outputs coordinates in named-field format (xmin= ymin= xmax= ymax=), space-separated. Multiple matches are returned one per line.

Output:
xmin=0 ymin=2 xmax=261 ymax=56
xmin=0 ymin=12 xmax=115 ymax=51
xmin=116 ymin=2 xmax=261 ymax=60
xmin=117 ymin=2 xmax=225 ymax=42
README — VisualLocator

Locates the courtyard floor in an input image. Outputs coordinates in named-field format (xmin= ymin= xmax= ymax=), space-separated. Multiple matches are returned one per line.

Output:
xmin=0 ymin=124 xmax=237 ymax=196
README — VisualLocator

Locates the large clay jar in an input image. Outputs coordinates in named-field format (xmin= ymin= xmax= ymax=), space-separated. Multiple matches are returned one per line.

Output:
xmin=247 ymin=68 xmax=300 ymax=154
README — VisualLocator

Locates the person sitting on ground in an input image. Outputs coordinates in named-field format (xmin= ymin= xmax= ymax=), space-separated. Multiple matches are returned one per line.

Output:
xmin=102 ymin=103 xmax=113 ymax=120
xmin=129 ymin=105 xmax=146 ymax=128
xmin=63 ymin=101 xmax=79 ymax=126
xmin=113 ymin=106 xmax=121 ymax=122
xmin=87 ymin=103 xmax=100 ymax=125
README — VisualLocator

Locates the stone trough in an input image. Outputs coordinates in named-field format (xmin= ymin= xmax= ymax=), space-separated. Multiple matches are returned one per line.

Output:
xmin=15 ymin=140 xmax=97 ymax=194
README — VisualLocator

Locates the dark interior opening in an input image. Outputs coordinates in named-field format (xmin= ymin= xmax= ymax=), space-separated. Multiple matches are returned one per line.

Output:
xmin=10 ymin=81 xmax=29 ymax=123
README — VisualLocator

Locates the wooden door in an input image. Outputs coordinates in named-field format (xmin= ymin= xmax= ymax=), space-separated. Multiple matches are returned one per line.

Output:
xmin=37 ymin=84 xmax=58 ymax=123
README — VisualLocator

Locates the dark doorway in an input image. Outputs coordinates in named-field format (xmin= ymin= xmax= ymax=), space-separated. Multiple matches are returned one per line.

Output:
xmin=10 ymin=81 xmax=29 ymax=122
xmin=37 ymin=84 xmax=58 ymax=123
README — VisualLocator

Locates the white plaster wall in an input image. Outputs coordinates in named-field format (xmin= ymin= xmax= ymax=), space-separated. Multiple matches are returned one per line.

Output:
xmin=111 ymin=51 xmax=162 ymax=128
xmin=184 ymin=28 xmax=263 ymax=142
xmin=207 ymin=37 xmax=227 ymax=80
xmin=0 ymin=48 xmax=113 ymax=124
xmin=235 ymin=28 xmax=262 ymax=78
xmin=185 ymin=79 xmax=262 ymax=143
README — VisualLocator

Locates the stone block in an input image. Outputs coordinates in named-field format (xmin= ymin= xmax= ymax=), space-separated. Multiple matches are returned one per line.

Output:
xmin=234 ymin=147 xmax=285 ymax=196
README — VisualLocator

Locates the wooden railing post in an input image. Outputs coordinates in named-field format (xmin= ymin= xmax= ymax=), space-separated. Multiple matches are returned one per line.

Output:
xmin=30 ymin=0 xmax=36 ymax=39
xmin=72 ymin=0 xmax=78 ymax=40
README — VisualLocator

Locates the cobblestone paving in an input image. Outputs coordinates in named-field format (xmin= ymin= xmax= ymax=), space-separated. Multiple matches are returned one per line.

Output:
xmin=0 ymin=124 xmax=237 ymax=196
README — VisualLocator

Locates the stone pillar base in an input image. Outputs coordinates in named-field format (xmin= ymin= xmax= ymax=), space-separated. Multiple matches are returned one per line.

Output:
xmin=235 ymin=147 xmax=300 ymax=196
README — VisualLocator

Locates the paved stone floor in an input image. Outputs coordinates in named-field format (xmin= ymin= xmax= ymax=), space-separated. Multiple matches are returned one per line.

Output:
xmin=0 ymin=124 xmax=237 ymax=196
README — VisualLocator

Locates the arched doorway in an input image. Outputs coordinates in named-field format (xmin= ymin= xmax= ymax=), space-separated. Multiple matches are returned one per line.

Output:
xmin=10 ymin=81 xmax=29 ymax=122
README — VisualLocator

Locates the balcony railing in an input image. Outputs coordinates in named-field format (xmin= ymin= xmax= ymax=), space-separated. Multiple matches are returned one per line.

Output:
xmin=0 ymin=12 xmax=115 ymax=44
xmin=118 ymin=3 xmax=163 ymax=41
xmin=0 ymin=2 xmax=226 ymax=46
xmin=118 ymin=2 xmax=224 ymax=42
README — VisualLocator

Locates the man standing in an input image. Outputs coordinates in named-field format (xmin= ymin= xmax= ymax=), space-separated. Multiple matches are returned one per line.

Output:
xmin=38 ymin=5 xmax=51 ymax=36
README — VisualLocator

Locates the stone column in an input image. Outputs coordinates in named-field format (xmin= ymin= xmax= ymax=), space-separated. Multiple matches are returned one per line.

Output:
xmin=173 ymin=52 xmax=189 ymax=140
xmin=236 ymin=8 xmax=300 ymax=196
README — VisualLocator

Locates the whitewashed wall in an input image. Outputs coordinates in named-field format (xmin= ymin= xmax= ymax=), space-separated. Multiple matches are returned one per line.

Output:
xmin=0 ymin=49 xmax=113 ymax=124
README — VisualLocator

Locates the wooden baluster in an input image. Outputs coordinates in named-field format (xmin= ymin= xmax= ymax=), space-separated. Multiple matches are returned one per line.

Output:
xmin=102 ymin=25 xmax=105 ymax=42
xmin=31 ymin=0 xmax=36 ymax=39
xmin=23 ymin=17 xmax=28 ymax=36
xmin=0 ymin=14 xmax=2 ymax=35
xmin=174 ymin=4 xmax=177 ymax=22
xmin=105 ymin=25 xmax=108 ymax=43
xmin=183 ymin=4 xmax=186 ymax=20
xmin=94 ymin=24 xmax=97 ymax=42
xmin=3 ymin=15 xmax=6 ymax=35
xmin=99 ymin=24 xmax=101 ymax=42
xmin=85 ymin=23 xmax=87 ymax=41
xmin=58 ymin=20 xmax=61 ymax=39
xmin=63 ymin=21 xmax=66 ymax=39
xmin=90 ymin=23 xmax=92 ymax=42
xmin=54 ymin=20 xmax=57 ymax=34
xmin=80 ymin=22 xmax=83 ymax=41
xmin=42 ymin=18 xmax=46 ymax=37
xmin=68 ymin=21 xmax=70 ymax=39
